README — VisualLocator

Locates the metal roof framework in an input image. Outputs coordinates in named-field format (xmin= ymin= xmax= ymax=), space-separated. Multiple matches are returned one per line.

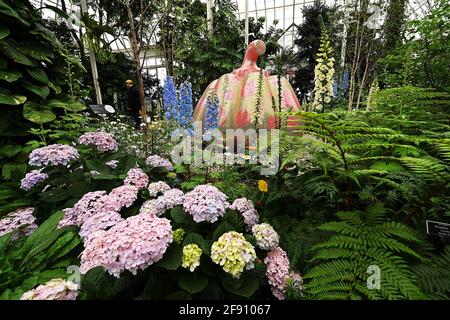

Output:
xmin=29 ymin=0 xmax=437 ymax=79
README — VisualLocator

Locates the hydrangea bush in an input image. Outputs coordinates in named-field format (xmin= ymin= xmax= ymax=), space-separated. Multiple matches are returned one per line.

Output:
xmin=0 ymin=130 xmax=303 ymax=301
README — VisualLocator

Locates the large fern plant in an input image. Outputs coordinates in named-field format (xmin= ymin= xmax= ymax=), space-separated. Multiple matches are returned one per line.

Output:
xmin=414 ymin=246 xmax=450 ymax=300
xmin=303 ymin=205 xmax=426 ymax=300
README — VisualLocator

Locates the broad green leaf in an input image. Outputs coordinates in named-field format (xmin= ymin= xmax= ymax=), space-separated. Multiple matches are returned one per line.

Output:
xmin=0 ymin=69 xmax=21 ymax=82
xmin=222 ymin=275 xmax=260 ymax=298
xmin=154 ymin=245 xmax=182 ymax=270
xmin=47 ymin=81 xmax=61 ymax=94
xmin=0 ymin=145 xmax=22 ymax=158
xmin=170 ymin=206 xmax=192 ymax=224
xmin=0 ymin=92 xmax=26 ymax=105
xmin=212 ymin=222 xmax=234 ymax=241
xmin=46 ymin=231 xmax=80 ymax=261
xmin=64 ymin=101 xmax=86 ymax=112
xmin=23 ymin=101 xmax=56 ymax=124
xmin=68 ymin=182 xmax=94 ymax=197
xmin=86 ymin=159 xmax=110 ymax=173
xmin=183 ymin=233 xmax=209 ymax=254
xmin=30 ymin=24 xmax=60 ymax=47
xmin=26 ymin=68 xmax=48 ymax=84
xmin=21 ymin=81 xmax=49 ymax=100
xmin=0 ymin=25 xmax=10 ymax=40
xmin=0 ymin=232 xmax=13 ymax=253
xmin=0 ymin=39 xmax=36 ymax=66
xmin=20 ymin=41 xmax=54 ymax=62
xmin=0 ymin=0 xmax=30 ymax=26
xmin=1 ymin=162 xmax=26 ymax=180
xmin=92 ymin=173 xmax=118 ymax=180
xmin=178 ymin=272 xmax=209 ymax=294
xmin=44 ymin=99 xmax=66 ymax=109
xmin=17 ymin=211 xmax=65 ymax=268
xmin=40 ymin=188 xmax=71 ymax=203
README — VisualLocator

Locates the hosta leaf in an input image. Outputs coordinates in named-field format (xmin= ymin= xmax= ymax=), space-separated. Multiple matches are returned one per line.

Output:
xmin=26 ymin=67 xmax=49 ymax=84
xmin=0 ymin=69 xmax=21 ymax=82
xmin=23 ymin=101 xmax=56 ymax=124
xmin=21 ymin=81 xmax=50 ymax=100
xmin=0 ymin=92 xmax=26 ymax=105
xmin=0 ymin=26 xmax=10 ymax=40
xmin=0 ymin=39 xmax=36 ymax=66
xmin=178 ymin=272 xmax=209 ymax=294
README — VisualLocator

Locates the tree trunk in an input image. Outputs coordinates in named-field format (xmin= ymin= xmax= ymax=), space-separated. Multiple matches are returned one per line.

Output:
xmin=125 ymin=0 xmax=147 ymax=123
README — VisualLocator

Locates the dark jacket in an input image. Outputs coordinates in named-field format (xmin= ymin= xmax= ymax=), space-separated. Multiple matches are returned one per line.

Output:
xmin=127 ymin=85 xmax=141 ymax=114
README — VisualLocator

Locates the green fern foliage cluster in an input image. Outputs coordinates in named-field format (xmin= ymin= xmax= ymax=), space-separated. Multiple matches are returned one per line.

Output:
xmin=414 ymin=246 xmax=450 ymax=299
xmin=304 ymin=205 xmax=426 ymax=300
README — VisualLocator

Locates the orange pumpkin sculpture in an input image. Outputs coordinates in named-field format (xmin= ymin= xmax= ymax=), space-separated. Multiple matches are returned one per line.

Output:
xmin=193 ymin=40 xmax=301 ymax=130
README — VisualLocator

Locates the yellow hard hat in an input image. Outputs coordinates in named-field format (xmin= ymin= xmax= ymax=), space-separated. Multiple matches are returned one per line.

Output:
xmin=125 ymin=79 xmax=133 ymax=84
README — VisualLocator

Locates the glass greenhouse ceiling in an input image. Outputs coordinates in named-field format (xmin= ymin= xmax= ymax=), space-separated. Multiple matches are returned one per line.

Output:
xmin=29 ymin=0 xmax=436 ymax=81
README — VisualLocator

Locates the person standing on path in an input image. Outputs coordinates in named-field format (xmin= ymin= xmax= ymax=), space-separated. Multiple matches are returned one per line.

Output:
xmin=126 ymin=79 xmax=141 ymax=130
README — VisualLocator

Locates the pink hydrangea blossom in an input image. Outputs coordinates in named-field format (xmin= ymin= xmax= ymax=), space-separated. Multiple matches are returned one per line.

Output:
xmin=58 ymin=191 xmax=107 ymax=228
xmin=78 ymin=131 xmax=118 ymax=153
xmin=20 ymin=170 xmax=48 ymax=191
xmin=79 ymin=210 xmax=124 ymax=241
xmin=124 ymin=168 xmax=149 ymax=190
xmin=139 ymin=198 xmax=166 ymax=216
xmin=29 ymin=144 xmax=79 ymax=167
xmin=0 ymin=207 xmax=37 ymax=240
xmin=162 ymin=188 xmax=184 ymax=209
xmin=230 ymin=198 xmax=259 ymax=228
xmin=264 ymin=247 xmax=290 ymax=300
xmin=20 ymin=278 xmax=78 ymax=300
xmin=108 ymin=185 xmax=139 ymax=208
xmin=148 ymin=181 xmax=171 ymax=197
xmin=145 ymin=155 xmax=173 ymax=171
xmin=183 ymin=185 xmax=229 ymax=223
xmin=230 ymin=198 xmax=255 ymax=213
xmin=242 ymin=209 xmax=260 ymax=228
xmin=80 ymin=214 xmax=173 ymax=277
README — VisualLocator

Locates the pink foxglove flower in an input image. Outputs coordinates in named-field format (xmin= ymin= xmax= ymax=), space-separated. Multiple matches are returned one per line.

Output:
xmin=78 ymin=131 xmax=118 ymax=153
xmin=80 ymin=214 xmax=173 ymax=277
xmin=183 ymin=185 xmax=229 ymax=223
xmin=29 ymin=144 xmax=79 ymax=167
